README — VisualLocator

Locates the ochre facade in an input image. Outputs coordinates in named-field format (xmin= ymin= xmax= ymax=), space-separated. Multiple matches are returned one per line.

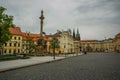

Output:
xmin=1 ymin=27 xmax=120 ymax=55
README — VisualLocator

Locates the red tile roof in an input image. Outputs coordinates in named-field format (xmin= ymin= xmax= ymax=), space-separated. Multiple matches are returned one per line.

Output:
xmin=21 ymin=32 xmax=48 ymax=41
xmin=9 ymin=27 xmax=59 ymax=41
xmin=9 ymin=27 xmax=22 ymax=35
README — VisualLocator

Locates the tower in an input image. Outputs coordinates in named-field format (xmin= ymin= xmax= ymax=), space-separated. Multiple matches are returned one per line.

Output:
xmin=39 ymin=10 xmax=45 ymax=35
xmin=73 ymin=29 xmax=75 ymax=39
xmin=76 ymin=28 xmax=80 ymax=40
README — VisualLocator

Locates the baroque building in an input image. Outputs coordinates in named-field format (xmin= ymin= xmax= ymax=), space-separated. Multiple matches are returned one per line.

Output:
xmin=1 ymin=26 xmax=120 ymax=55
xmin=80 ymin=36 xmax=119 ymax=53
xmin=113 ymin=33 xmax=120 ymax=53
xmin=22 ymin=32 xmax=40 ymax=54
xmin=47 ymin=29 xmax=74 ymax=54
xmin=3 ymin=27 xmax=22 ymax=54
xmin=58 ymin=30 xmax=74 ymax=53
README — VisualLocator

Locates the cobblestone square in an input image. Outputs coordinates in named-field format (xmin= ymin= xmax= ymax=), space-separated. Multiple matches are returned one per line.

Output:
xmin=0 ymin=53 xmax=120 ymax=80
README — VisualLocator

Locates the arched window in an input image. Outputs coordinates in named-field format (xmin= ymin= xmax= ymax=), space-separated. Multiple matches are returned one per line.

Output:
xmin=18 ymin=44 xmax=20 ymax=47
xmin=4 ymin=49 xmax=7 ymax=53
xmin=18 ymin=49 xmax=20 ymax=53
xmin=18 ymin=37 xmax=21 ymax=40
xmin=9 ymin=49 xmax=11 ymax=54
xmin=14 ymin=49 xmax=16 ymax=54
xmin=9 ymin=43 xmax=12 ymax=46
xmin=5 ymin=43 xmax=7 ymax=46
xmin=14 ymin=43 xmax=16 ymax=47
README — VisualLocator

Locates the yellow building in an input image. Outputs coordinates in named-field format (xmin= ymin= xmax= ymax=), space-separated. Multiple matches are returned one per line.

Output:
xmin=102 ymin=39 xmax=114 ymax=52
xmin=80 ymin=34 xmax=120 ymax=53
xmin=81 ymin=40 xmax=97 ymax=52
xmin=46 ymin=34 xmax=61 ymax=54
xmin=113 ymin=33 xmax=120 ymax=53
xmin=3 ymin=27 xmax=22 ymax=54
xmin=74 ymin=40 xmax=80 ymax=53
xmin=21 ymin=32 xmax=40 ymax=54
xmin=47 ymin=30 xmax=74 ymax=54
xmin=59 ymin=30 xmax=74 ymax=53
xmin=22 ymin=32 xmax=49 ymax=55
xmin=2 ymin=26 xmax=120 ymax=55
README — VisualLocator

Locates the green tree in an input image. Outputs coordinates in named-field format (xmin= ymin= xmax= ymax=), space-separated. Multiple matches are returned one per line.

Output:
xmin=0 ymin=6 xmax=13 ymax=54
xmin=76 ymin=28 xmax=80 ymax=40
xmin=26 ymin=34 xmax=36 ymax=55
xmin=73 ymin=29 xmax=75 ymax=39
xmin=50 ymin=37 xmax=60 ymax=59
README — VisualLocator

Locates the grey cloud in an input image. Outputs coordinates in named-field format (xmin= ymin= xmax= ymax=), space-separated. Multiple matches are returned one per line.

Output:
xmin=0 ymin=0 xmax=120 ymax=40
xmin=75 ymin=0 xmax=120 ymax=28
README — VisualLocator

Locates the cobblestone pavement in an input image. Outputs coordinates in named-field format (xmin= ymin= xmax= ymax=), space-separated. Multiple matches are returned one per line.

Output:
xmin=0 ymin=53 xmax=120 ymax=80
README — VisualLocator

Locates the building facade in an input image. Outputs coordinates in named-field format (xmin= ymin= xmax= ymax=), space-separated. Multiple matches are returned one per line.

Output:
xmin=59 ymin=30 xmax=74 ymax=53
xmin=80 ymin=35 xmax=120 ymax=53
xmin=47 ymin=30 xmax=74 ymax=54
xmin=1 ymin=26 xmax=120 ymax=55
xmin=3 ymin=27 xmax=22 ymax=54
xmin=113 ymin=33 xmax=120 ymax=53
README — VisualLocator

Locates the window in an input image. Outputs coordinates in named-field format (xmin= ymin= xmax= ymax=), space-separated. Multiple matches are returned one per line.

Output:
xmin=5 ymin=43 xmax=7 ymax=46
xmin=18 ymin=37 xmax=21 ymax=40
xmin=18 ymin=44 xmax=20 ymax=47
xmin=9 ymin=49 xmax=11 ymax=53
xmin=14 ymin=43 xmax=16 ymax=47
xmin=4 ymin=49 xmax=7 ymax=53
xmin=14 ymin=37 xmax=16 ymax=40
xmin=9 ymin=43 xmax=12 ymax=46
xmin=18 ymin=49 xmax=19 ymax=53
xmin=14 ymin=49 xmax=16 ymax=54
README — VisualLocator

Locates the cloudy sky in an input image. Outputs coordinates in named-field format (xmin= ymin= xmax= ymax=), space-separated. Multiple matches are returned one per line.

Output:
xmin=0 ymin=0 xmax=120 ymax=40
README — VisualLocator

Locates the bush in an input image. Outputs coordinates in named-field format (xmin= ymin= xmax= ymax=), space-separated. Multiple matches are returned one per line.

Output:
xmin=0 ymin=54 xmax=30 ymax=61
xmin=0 ymin=55 xmax=20 ymax=61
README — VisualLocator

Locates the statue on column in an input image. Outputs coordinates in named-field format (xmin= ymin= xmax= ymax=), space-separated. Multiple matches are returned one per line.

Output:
xmin=35 ymin=10 xmax=47 ymax=55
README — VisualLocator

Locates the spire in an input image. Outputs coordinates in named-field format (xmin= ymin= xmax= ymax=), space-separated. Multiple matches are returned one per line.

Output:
xmin=76 ymin=28 xmax=80 ymax=40
xmin=73 ymin=29 xmax=75 ymax=39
